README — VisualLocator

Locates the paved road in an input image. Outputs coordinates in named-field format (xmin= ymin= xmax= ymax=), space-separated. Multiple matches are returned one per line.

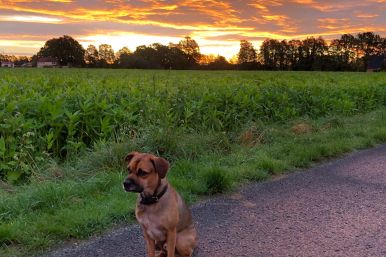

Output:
xmin=44 ymin=145 xmax=386 ymax=257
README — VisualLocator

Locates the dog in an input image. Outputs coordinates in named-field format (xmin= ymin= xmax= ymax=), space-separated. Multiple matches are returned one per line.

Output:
xmin=123 ymin=152 xmax=197 ymax=257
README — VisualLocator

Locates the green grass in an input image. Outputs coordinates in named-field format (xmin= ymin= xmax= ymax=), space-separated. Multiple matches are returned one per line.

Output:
xmin=0 ymin=69 xmax=386 ymax=256
xmin=1 ymin=69 xmax=386 ymax=181
xmin=1 ymin=107 xmax=386 ymax=257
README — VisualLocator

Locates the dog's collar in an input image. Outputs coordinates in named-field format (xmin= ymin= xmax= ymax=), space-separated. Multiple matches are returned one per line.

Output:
xmin=140 ymin=184 xmax=168 ymax=205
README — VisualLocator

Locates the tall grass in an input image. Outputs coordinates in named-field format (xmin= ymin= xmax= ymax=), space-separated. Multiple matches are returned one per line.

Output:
xmin=1 ymin=69 xmax=385 ymax=182
xmin=0 ymin=69 xmax=386 ymax=256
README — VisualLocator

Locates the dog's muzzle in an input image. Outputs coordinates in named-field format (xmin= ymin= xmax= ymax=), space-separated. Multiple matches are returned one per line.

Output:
xmin=123 ymin=179 xmax=144 ymax=193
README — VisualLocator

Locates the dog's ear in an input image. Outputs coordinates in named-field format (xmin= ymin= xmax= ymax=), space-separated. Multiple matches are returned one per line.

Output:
xmin=125 ymin=151 xmax=139 ymax=164
xmin=151 ymin=157 xmax=170 ymax=179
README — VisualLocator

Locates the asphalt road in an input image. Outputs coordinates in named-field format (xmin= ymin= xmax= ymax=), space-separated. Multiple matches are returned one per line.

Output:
xmin=44 ymin=144 xmax=386 ymax=257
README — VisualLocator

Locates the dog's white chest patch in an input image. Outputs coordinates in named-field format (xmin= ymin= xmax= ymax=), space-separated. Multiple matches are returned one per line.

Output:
xmin=138 ymin=215 xmax=166 ymax=242
xmin=147 ymin=225 xmax=166 ymax=242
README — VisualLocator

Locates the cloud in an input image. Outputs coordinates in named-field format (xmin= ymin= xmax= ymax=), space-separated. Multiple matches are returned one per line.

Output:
xmin=0 ymin=15 xmax=62 ymax=23
xmin=356 ymin=13 xmax=379 ymax=18
xmin=0 ymin=0 xmax=385 ymax=58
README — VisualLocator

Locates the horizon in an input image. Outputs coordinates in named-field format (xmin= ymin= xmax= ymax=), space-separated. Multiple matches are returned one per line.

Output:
xmin=1 ymin=0 xmax=386 ymax=59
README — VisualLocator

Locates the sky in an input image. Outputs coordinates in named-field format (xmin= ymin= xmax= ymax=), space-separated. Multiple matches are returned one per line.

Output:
xmin=0 ymin=0 xmax=385 ymax=59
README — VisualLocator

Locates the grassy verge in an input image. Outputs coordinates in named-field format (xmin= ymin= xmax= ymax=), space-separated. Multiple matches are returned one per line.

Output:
xmin=1 ymin=108 xmax=386 ymax=257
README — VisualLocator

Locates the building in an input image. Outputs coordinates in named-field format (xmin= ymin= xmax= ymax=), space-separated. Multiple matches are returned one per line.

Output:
xmin=37 ymin=57 xmax=58 ymax=68
xmin=1 ymin=61 xmax=15 ymax=68
xmin=367 ymin=55 xmax=386 ymax=72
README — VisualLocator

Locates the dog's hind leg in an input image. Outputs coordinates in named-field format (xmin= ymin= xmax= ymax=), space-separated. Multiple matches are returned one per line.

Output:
xmin=175 ymin=226 xmax=197 ymax=257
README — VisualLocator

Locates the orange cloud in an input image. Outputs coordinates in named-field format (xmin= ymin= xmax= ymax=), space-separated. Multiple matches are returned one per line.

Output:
xmin=0 ymin=0 xmax=385 ymax=58
xmin=356 ymin=13 xmax=379 ymax=18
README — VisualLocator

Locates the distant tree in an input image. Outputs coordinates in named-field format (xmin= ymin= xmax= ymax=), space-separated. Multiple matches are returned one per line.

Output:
xmin=287 ymin=40 xmax=302 ymax=70
xmin=0 ymin=54 xmax=17 ymax=62
xmin=115 ymin=47 xmax=131 ymax=59
xmin=259 ymin=39 xmax=281 ymax=69
xmin=37 ymin=35 xmax=85 ymax=66
xmin=178 ymin=36 xmax=201 ymax=64
xmin=382 ymin=38 xmax=386 ymax=53
xmin=297 ymin=37 xmax=327 ymax=70
xmin=133 ymin=45 xmax=160 ymax=68
xmin=199 ymin=54 xmax=217 ymax=65
xmin=259 ymin=39 xmax=295 ymax=70
xmin=206 ymin=55 xmax=232 ymax=70
xmin=14 ymin=56 xmax=30 ymax=66
xmin=238 ymin=40 xmax=257 ymax=64
xmin=355 ymin=32 xmax=384 ymax=71
xmin=229 ymin=55 xmax=239 ymax=64
xmin=167 ymin=46 xmax=192 ymax=69
xmin=31 ymin=55 xmax=38 ymax=67
xmin=130 ymin=43 xmax=192 ymax=69
xmin=328 ymin=34 xmax=356 ymax=71
xmin=28 ymin=31 xmax=386 ymax=71
xmin=98 ymin=44 xmax=115 ymax=65
xmin=114 ymin=54 xmax=131 ymax=68
xmin=150 ymin=43 xmax=172 ymax=68
xmin=84 ymin=44 xmax=99 ymax=67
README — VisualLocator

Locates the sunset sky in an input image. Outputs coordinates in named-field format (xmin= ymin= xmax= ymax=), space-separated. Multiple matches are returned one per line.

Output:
xmin=0 ymin=0 xmax=385 ymax=59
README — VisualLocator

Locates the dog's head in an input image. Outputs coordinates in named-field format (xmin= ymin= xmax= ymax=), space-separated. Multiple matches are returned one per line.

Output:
xmin=123 ymin=152 xmax=170 ymax=196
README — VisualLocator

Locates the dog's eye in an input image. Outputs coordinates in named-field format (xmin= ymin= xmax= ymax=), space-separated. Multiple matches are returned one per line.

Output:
xmin=137 ymin=169 xmax=148 ymax=177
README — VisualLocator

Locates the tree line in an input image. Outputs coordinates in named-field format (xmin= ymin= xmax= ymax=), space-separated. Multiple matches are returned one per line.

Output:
xmin=1 ymin=32 xmax=385 ymax=71
xmin=254 ymin=33 xmax=386 ymax=71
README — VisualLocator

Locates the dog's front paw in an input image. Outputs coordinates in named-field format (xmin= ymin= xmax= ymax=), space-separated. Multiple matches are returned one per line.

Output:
xmin=155 ymin=250 xmax=167 ymax=257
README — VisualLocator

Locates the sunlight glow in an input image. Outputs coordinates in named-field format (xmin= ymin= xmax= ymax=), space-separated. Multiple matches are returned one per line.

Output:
xmin=0 ymin=0 xmax=384 ymax=57
xmin=0 ymin=15 xmax=62 ymax=23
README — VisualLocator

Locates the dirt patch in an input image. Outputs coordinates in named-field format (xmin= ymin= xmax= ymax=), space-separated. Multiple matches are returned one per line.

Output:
xmin=238 ymin=125 xmax=265 ymax=147
xmin=290 ymin=122 xmax=313 ymax=135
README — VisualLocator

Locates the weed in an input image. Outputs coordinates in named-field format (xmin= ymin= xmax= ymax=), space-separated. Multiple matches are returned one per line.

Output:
xmin=202 ymin=167 xmax=232 ymax=195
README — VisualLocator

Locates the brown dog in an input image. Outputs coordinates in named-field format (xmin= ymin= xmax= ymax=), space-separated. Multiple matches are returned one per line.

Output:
xmin=123 ymin=152 xmax=197 ymax=257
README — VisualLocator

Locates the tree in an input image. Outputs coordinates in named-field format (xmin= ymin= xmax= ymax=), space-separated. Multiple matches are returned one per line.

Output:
xmin=166 ymin=46 xmax=192 ymax=69
xmin=31 ymin=55 xmax=38 ymax=67
xmin=178 ymin=36 xmax=201 ymax=65
xmin=14 ymin=56 xmax=30 ymax=66
xmin=115 ymin=47 xmax=131 ymax=60
xmin=199 ymin=54 xmax=217 ymax=65
xmin=328 ymin=34 xmax=356 ymax=71
xmin=99 ymin=44 xmax=115 ymax=65
xmin=238 ymin=40 xmax=257 ymax=64
xmin=130 ymin=43 xmax=192 ymax=69
xmin=259 ymin=39 xmax=284 ymax=70
xmin=287 ymin=40 xmax=302 ymax=70
xmin=355 ymin=32 xmax=383 ymax=71
xmin=206 ymin=55 xmax=232 ymax=70
xmin=37 ymin=35 xmax=85 ymax=66
xmin=133 ymin=45 xmax=160 ymax=68
xmin=297 ymin=37 xmax=327 ymax=70
xmin=84 ymin=45 xmax=99 ymax=67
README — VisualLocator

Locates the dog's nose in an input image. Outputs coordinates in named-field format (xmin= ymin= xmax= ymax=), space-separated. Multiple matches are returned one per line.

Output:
xmin=123 ymin=179 xmax=143 ymax=193
xmin=123 ymin=179 xmax=132 ymax=187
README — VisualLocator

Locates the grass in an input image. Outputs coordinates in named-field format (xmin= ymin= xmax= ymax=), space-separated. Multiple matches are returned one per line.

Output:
xmin=1 ymin=69 xmax=386 ymax=182
xmin=1 ymin=69 xmax=386 ymax=256
xmin=1 ymin=107 xmax=386 ymax=257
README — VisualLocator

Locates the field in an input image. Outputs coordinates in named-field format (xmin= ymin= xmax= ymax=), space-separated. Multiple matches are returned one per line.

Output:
xmin=1 ymin=69 xmax=386 ymax=256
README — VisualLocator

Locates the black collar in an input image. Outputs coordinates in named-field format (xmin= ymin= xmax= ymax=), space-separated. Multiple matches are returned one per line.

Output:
xmin=140 ymin=184 xmax=168 ymax=205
